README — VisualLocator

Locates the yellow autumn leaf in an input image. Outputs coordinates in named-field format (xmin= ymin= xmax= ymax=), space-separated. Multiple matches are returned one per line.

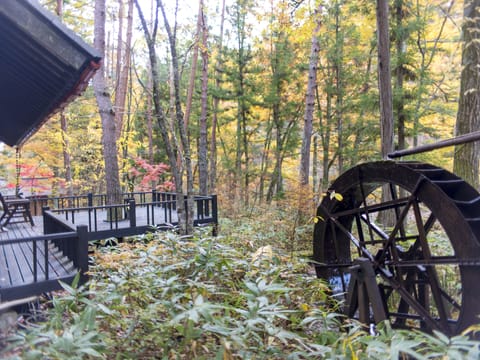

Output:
xmin=300 ymin=303 xmax=310 ymax=312
xmin=251 ymin=245 xmax=273 ymax=263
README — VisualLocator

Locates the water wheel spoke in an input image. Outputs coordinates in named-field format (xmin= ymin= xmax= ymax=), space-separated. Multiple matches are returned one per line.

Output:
xmin=412 ymin=200 xmax=451 ymax=331
xmin=392 ymin=269 xmax=417 ymax=327
xmin=389 ymin=182 xmax=407 ymax=239
xmin=376 ymin=193 xmax=420 ymax=265
xmin=404 ymin=212 xmax=437 ymax=257
xmin=327 ymin=214 xmax=375 ymax=262
xmin=440 ymin=287 xmax=461 ymax=311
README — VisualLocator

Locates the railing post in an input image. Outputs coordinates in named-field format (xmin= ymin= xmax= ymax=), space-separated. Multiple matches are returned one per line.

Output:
xmin=87 ymin=193 xmax=93 ymax=207
xmin=44 ymin=239 xmax=49 ymax=280
xmin=129 ymin=199 xmax=136 ymax=228
xmin=33 ymin=239 xmax=37 ymax=282
xmin=205 ymin=197 xmax=210 ymax=217
xmin=76 ymin=225 xmax=89 ymax=284
xmin=212 ymin=195 xmax=218 ymax=236
xmin=43 ymin=206 xmax=51 ymax=235
xmin=184 ymin=194 xmax=188 ymax=225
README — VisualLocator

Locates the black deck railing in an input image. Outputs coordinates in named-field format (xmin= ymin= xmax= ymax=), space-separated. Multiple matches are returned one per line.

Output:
xmin=0 ymin=192 xmax=217 ymax=303
xmin=29 ymin=190 xmax=159 ymax=215
xmin=0 ymin=218 xmax=88 ymax=301
xmin=43 ymin=210 xmax=89 ymax=276
xmin=38 ymin=191 xmax=218 ymax=241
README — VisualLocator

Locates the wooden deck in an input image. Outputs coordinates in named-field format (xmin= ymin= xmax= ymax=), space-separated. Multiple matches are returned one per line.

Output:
xmin=0 ymin=221 xmax=78 ymax=301
xmin=0 ymin=192 xmax=218 ymax=303
xmin=58 ymin=206 xmax=180 ymax=232
xmin=48 ymin=198 xmax=217 ymax=241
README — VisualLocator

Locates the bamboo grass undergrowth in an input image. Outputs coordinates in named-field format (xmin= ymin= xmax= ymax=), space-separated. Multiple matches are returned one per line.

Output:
xmin=2 ymin=208 xmax=480 ymax=359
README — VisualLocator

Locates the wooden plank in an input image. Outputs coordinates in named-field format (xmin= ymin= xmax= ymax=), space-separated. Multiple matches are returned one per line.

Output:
xmin=0 ymin=243 xmax=12 ymax=287
xmin=2 ymin=242 xmax=26 ymax=285
xmin=31 ymin=241 xmax=75 ymax=278
xmin=5 ymin=240 xmax=76 ymax=285
xmin=16 ymin=241 xmax=39 ymax=283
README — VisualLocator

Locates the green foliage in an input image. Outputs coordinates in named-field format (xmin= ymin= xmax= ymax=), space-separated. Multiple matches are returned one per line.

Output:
xmin=4 ymin=274 xmax=105 ymax=359
xmin=3 ymin=213 xmax=480 ymax=359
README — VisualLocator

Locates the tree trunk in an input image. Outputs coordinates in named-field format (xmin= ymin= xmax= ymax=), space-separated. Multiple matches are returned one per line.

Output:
xmin=376 ymin=0 xmax=395 ymax=226
xmin=453 ymin=0 xmax=480 ymax=189
xmin=114 ymin=0 xmax=133 ymax=141
xmin=233 ymin=3 xmax=248 ymax=205
xmin=300 ymin=4 xmax=322 ymax=185
xmin=60 ymin=113 xmax=73 ymax=197
xmin=56 ymin=0 xmax=73 ymax=198
xmin=210 ymin=0 xmax=225 ymax=194
xmin=260 ymin=125 xmax=273 ymax=203
xmin=184 ymin=0 xmax=202 ymax=132
xmin=198 ymin=0 xmax=209 ymax=195
xmin=114 ymin=0 xmax=124 ymax=108
xmin=377 ymin=0 xmax=394 ymax=159
xmin=321 ymin=84 xmax=333 ymax=190
xmin=395 ymin=0 xmax=406 ymax=151
xmin=135 ymin=0 xmax=187 ymax=231
xmin=93 ymin=0 xmax=122 ymax=207
xmin=159 ymin=0 xmax=195 ymax=234
xmin=334 ymin=1 xmax=344 ymax=174
xmin=146 ymin=62 xmax=154 ymax=164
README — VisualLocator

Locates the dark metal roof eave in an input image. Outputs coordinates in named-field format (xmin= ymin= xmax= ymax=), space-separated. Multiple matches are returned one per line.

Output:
xmin=0 ymin=0 xmax=102 ymax=148
xmin=22 ymin=0 xmax=101 ymax=65
xmin=15 ymin=59 xmax=101 ymax=148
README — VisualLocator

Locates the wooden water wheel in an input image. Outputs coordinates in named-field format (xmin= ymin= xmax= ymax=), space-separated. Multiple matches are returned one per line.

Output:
xmin=313 ymin=161 xmax=480 ymax=335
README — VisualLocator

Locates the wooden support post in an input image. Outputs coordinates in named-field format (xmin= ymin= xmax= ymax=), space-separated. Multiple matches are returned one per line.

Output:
xmin=42 ymin=206 xmax=53 ymax=235
xmin=76 ymin=225 xmax=89 ymax=284
xmin=128 ymin=199 xmax=136 ymax=227
xmin=211 ymin=195 xmax=218 ymax=236
xmin=346 ymin=258 xmax=387 ymax=325
xmin=33 ymin=239 xmax=38 ymax=282
xmin=185 ymin=195 xmax=189 ymax=226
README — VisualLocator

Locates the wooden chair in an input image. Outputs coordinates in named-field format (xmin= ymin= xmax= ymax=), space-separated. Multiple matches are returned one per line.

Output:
xmin=0 ymin=193 xmax=34 ymax=226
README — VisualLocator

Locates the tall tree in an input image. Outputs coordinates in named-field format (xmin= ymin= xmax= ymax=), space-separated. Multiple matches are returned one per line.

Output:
xmin=228 ymin=0 xmax=255 ymax=205
xmin=376 ymin=0 xmax=395 ymax=226
xmin=262 ymin=0 xmax=299 ymax=202
xmin=300 ymin=3 xmax=322 ymax=185
xmin=184 ymin=0 xmax=202 ymax=133
xmin=453 ymin=0 xmax=480 ymax=188
xmin=209 ymin=0 xmax=226 ymax=194
xmin=114 ymin=0 xmax=134 ymax=142
xmin=159 ymin=0 xmax=194 ymax=233
xmin=135 ymin=0 xmax=194 ymax=234
xmin=333 ymin=0 xmax=344 ymax=174
xmin=394 ymin=0 xmax=407 ymax=151
xmin=93 ymin=0 xmax=122 ymax=206
xmin=376 ymin=0 xmax=394 ymax=159
xmin=198 ymin=0 xmax=209 ymax=195
xmin=56 ymin=0 xmax=73 ymax=198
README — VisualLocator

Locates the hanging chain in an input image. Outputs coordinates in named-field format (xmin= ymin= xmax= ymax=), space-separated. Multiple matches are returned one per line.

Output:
xmin=15 ymin=147 xmax=21 ymax=196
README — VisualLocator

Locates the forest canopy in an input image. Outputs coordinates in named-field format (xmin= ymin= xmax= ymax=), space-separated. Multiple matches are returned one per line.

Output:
xmin=0 ymin=0 xmax=465 ymax=205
